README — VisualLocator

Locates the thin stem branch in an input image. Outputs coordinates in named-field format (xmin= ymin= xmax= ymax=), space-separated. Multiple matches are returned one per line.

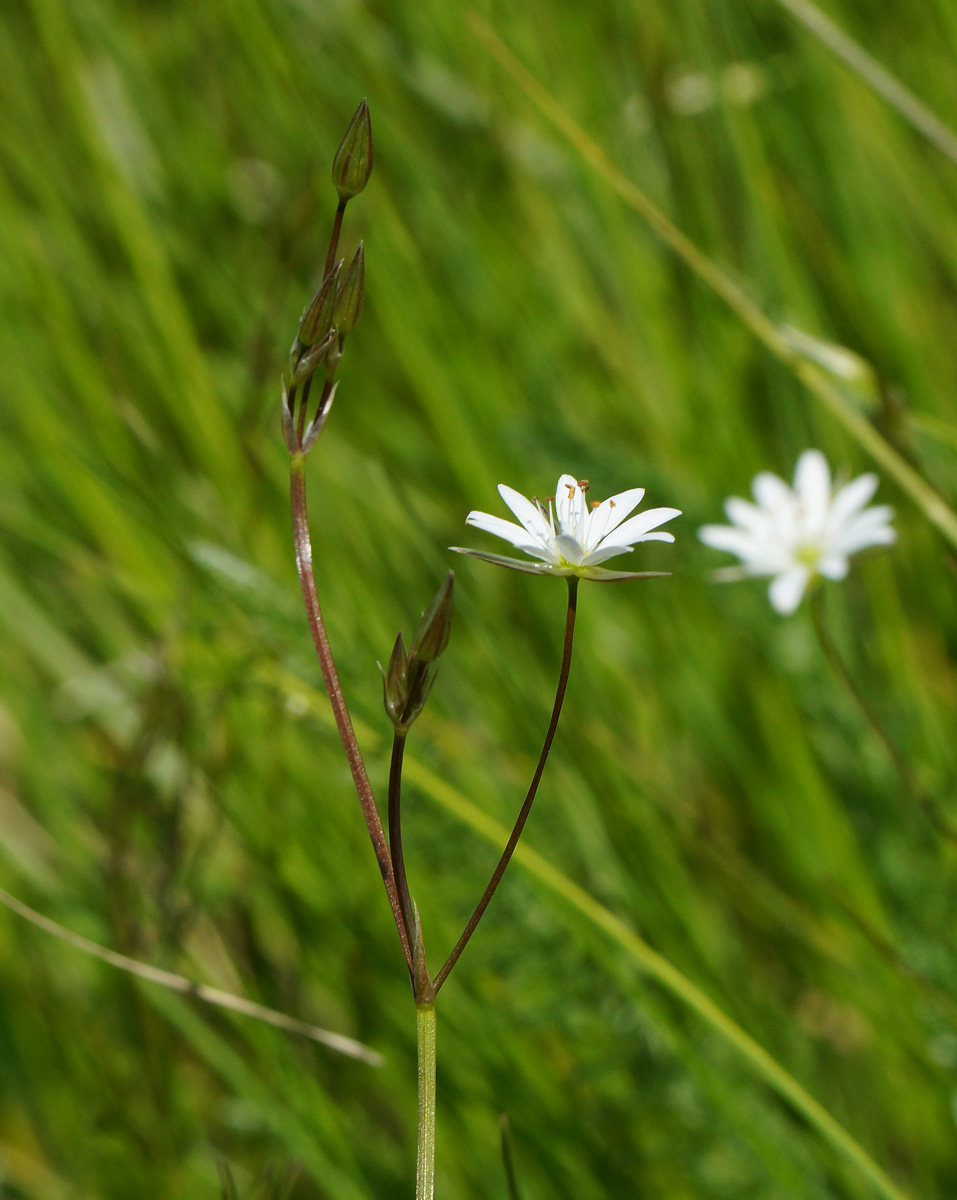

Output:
xmin=774 ymin=0 xmax=957 ymax=167
xmin=389 ymin=732 xmax=416 ymax=952
xmin=809 ymin=591 xmax=957 ymax=845
xmin=430 ymin=576 xmax=579 ymax=997
xmin=0 ymin=887 xmax=382 ymax=1064
xmin=500 ymin=1115 xmax=524 ymax=1200
xmin=324 ymin=200 xmax=347 ymax=276
xmin=415 ymin=1001 xmax=437 ymax=1200
xmin=290 ymin=459 xmax=413 ymax=972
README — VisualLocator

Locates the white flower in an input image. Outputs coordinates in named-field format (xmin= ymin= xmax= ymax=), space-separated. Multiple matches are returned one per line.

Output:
xmin=698 ymin=449 xmax=896 ymax=614
xmin=451 ymin=473 xmax=681 ymax=582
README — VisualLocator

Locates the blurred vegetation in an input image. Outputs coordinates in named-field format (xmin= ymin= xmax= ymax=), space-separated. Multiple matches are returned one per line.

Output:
xmin=1 ymin=0 xmax=957 ymax=1197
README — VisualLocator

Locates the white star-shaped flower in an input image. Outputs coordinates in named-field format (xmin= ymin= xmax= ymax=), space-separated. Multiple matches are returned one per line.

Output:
xmin=698 ymin=449 xmax=896 ymax=614
xmin=451 ymin=473 xmax=681 ymax=581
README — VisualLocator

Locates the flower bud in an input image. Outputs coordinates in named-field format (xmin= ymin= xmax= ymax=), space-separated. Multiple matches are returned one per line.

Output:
xmin=381 ymin=577 xmax=453 ymax=734
xmin=382 ymin=633 xmax=410 ymax=729
xmin=298 ymin=261 xmax=342 ymax=347
xmin=333 ymin=243 xmax=365 ymax=336
xmin=404 ymin=661 xmax=438 ymax=727
xmin=409 ymin=572 xmax=454 ymax=663
xmin=291 ymin=328 xmax=337 ymax=384
xmin=332 ymin=99 xmax=373 ymax=202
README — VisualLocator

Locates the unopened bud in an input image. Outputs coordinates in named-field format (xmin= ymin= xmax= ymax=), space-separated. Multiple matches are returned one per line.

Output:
xmin=332 ymin=99 xmax=373 ymax=202
xmin=409 ymin=572 xmax=454 ymax=664
xmin=381 ymin=622 xmax=442 ymax=734
xmin=382 ymin=634 xmax=410 ymax=729
xmin=333 ymin=243 xmax=365 ymax=336
xmin=291 ymin=328 xmax=337 ymax=384
xmin=298 ymin=262 xmax=342 ymax=347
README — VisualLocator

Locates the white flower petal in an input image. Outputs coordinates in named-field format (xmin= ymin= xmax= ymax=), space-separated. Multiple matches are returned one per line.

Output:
xmin=724 ymin=496 xmax=768 ymax=531
xmin=829 ymin=508 xmax=896 ymax=557
xmin=466 ymin=511 xmax=558 ymax=562
xmin=700 ymin=524 xmax=789 ymax=573
xmin=794 ymin=450 xmax=831 ymax=536
xmin=768 ymin=567 xmax=810 ymax=614
xmin=554 ymin=533 xmax=587 ymax=565
xmin=498 ymin=484 xmax=553 ymax=544
xmin=578 ymin=542 xmax=632 ymax=566
xmin=584 ymin=532 xmax=677 ymax=565
xmin=698 ymin=524 xmax=762 ymax=556
xmin=817 ymin=555 xmax=849 ymax=580
xmin=633 ymin=530 xmax=676 ymax=544
xmin=554 ymin=474 xmax=582 ymax=534
xmin=828 ymin=473 xmax=879 ymax=528
xmin=752 ymin=471 xmax=790 ymax=510
xmin=601 ymin=506 xmax=681 ymax=547
xmin=586 ymin=487 xmax=647 ymax=544
xmin=700 ymin=525 xmax=762 ymax=552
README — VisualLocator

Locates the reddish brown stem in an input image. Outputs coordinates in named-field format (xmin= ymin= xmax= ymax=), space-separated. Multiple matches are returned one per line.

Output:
xmin=324 ymin=200 xmax=347 ymax=276
xmin=429 ymin=576 xmax=579 ymax=998
xmin=290 ymin=459 xmax=413 ymax=973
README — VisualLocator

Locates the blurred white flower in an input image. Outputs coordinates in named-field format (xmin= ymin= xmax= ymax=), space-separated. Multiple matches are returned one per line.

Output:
xmin=452 ymin=473 xmax=680 ymax=582
xmin=698 ymin=450 xmax=895 ymax=614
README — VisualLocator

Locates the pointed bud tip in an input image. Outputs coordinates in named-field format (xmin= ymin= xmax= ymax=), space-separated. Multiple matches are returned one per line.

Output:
xmin=332 ymin=243 xmax=366 ymax=335
xmin=410 ymin=573 xmax=454 ymax=663
xmin=297 ymin=261 xmax=342 ymax=348
xmin=383 ymin=632 xmax=410 ymax=729
xmin=332 ymin=99 xmax=373 ymax=202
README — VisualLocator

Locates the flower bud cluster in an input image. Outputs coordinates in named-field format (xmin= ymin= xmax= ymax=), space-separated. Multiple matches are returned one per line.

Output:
xmin=288 ymin=242 xmax=365 ymax=386
xmin=383 ymin=573 xmax=454 ymax=734
xmin=284 ymin=100 xmax=372 ymax=403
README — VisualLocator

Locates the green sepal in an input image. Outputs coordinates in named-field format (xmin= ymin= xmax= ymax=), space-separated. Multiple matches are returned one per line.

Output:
xmin=449 ymin=547 xmax=669 ymax=583
xmin=298 ymin=261 xmax=342 ymax=347
xmin=333 ymin=243 xmax=365 ymax=336
xmin=409 ymin=572 xmax=454 ymax=663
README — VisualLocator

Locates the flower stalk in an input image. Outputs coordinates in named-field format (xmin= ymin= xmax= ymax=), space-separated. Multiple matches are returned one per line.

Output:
xmin=429 ymin=576 xmax=579 ymax=997
xmin=809 ymin=591 xmax=957 ymax=845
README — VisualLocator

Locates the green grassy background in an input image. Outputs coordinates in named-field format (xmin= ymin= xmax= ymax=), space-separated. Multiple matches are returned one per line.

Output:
xmin=2 ymin=0 xmax=957 ymax=1196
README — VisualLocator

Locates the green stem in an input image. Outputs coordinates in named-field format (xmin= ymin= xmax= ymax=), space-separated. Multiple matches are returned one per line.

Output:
xmin=416 ymin=1001 xmax=437 ymax=1200
xmin=429 ymin=576 xmax=579 ymax=997
xmin=809 ymin=591 xmax=957 ymax=845
xmin=500 ymin=1114 xmax=523 ymax=1200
